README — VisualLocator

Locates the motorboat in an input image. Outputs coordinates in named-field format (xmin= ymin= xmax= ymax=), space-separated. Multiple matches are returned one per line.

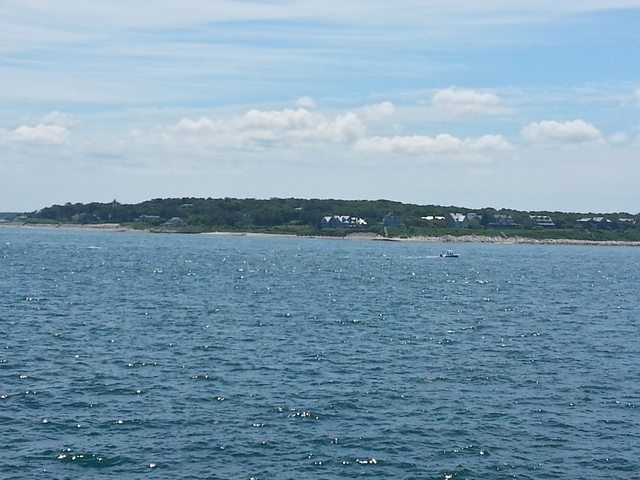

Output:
xmin=440 ymin=250 xmax=459 ymax=258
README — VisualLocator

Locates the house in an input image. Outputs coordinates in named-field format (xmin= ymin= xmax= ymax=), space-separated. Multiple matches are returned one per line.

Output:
xmin=487 ymin=214 xmax=519 ymax=228
xmin=321 ymin=215 xmax=367 ymax=228
xmin=530 ymin=215 xmax=555 ymax=227
xmin=466 ymin=213 xmax=483 ymax=222
xmin=576 ymin=217 xmax=613 ymax=228
xmin=382 ymin=212 xmax=400 ymax=227
xmin=162 ymin=217 xmax=186 ymax=228
xmin=135 ymin=215 xmax=161 ymax=223
xmin=421 ymin=215 xmax=446 ymax=221
xmin=446 ymin=213 xmax=469 ymax=228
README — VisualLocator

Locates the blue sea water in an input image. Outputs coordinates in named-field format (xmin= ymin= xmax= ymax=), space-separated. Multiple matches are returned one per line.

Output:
xmin=1 ymin=227 xmax=638 ymax=480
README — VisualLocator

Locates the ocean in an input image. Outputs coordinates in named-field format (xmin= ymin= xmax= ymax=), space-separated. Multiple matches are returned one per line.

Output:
xmin=1 ymin=227 xmax=638 ymax=479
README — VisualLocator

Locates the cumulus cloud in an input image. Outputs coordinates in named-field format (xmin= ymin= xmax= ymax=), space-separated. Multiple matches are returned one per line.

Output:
xmin=313 ymin=112 xmax=365 ymax=143
xmin=0 ymin=111 xmax=74 ymax=146
xmin=354 ymin=133 xmax=511 ymax=154
xmin=172 ymin=107 xmax=365 ymax=148
xmin=10 ymin=124 xmax=69 ymax=145
xmin=174 ymin=116 xmax=217 ymax=131
xmin=241 ymin=108 xmax=315 ymax=130
xmin=360 ymin=102 xmax=396 ymax=121
xmin=240 ymin=109 xmax=364 ymax=143
xmin=521 ymin=119 xmax=603 ymax=144
xmin=432 ymin=88 xmax=508 ymax=115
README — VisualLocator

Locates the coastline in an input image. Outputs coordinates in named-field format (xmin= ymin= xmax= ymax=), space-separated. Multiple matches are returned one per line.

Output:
xmin=2 ymin=222 xmax=640 ymax=247
xmin=0 ymin=222 xmax=138 ymax=233
xmin=397 ymin=234 xmax=640 ymax=247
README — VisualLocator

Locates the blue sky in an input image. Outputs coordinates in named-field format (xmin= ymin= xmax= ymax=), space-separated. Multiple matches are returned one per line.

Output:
xmin=2 ymin=1 xmax=640 ymax=213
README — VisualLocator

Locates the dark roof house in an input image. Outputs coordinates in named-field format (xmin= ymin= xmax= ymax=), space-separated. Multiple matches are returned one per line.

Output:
xmin=446 ymin=213 xmax=469 ymax=228
xmin=382 ymin=212 xmax=401 ymax=227
xmin=487 ymin=214 xmax=519 ymax=228
xmin=162 ymin=217 xmax=186 ymax=228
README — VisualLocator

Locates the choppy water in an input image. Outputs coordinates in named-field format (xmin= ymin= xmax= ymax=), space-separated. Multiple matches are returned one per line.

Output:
xmin=1 ymin=227 xmax=639 ymax=479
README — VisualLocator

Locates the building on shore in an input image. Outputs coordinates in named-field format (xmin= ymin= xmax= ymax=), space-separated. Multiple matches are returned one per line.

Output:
xmin=576 ymin=217 xmax=613 ymax=228
xmin=321 ymin=215 xmax=367 ymax=228
xmin=487 ymin=214 xmax=519 ymax=228
xmin=162 ymin=217 xmax=186 ymax=228
xmin=382 ymin=212 xmax=401 ymax=228
xmin=530 ymin=215 xmax=556 ymax=227
xmin=446 ymin=213 xmax=469 ymax=228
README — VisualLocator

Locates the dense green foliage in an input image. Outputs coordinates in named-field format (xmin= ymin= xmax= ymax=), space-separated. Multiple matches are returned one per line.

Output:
xmin=27 ymin=197 xmax=640 ymax=240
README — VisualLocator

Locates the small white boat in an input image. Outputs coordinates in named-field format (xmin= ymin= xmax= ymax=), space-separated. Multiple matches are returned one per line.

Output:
xmin=440 ymin=250 xmax=459 ymax=258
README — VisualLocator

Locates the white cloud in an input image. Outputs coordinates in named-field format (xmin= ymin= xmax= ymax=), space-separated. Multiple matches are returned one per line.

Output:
xmin=241 ymin=108 xmax=315 ymax=130
xmin=432 ymin=88 xmax=508 ymax=115
xmin=354 ymin=133 xmax=511 ymax=154
xmin=171 ymin=107 xmax=365 ymax=149
xmin=521 ymin=119 xmax=603 ymax=144
xmin=360 ymin=102 xmax=396 ymax=121
xmin=239 ymin=108 xmax=364 ymax=144
xmin=174 ymin=116 xmax=218 ymax=132
xmin=311 ymin=112 xmax=365 ymax=143
xmin=0 ymin=111 xmax=75 ymax=147
xmin=10 ymin=124 xmax=69 ymax=146
xmin=295 ymin=96 xmax=316 ymax=109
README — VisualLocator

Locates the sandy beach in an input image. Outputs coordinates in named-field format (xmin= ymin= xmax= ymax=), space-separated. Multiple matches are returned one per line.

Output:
xmin=181 ymin=229 xmax=640 ymax=247
xmin=398 ymin=234 xmax=640 ymax=247
xmin=3 ymin=222 xmax=640 ymax=247
xmin=0 ymin=222 xmax=137 ymax=233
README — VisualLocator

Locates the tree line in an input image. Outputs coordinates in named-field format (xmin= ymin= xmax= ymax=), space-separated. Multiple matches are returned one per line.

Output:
xmin=28 ymin=197 xmax=640 ymax=239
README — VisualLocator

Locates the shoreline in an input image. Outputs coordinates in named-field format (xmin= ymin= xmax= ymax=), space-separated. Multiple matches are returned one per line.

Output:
xmin=2 ymin=222 xmax=640 ymax=247
xmin=397 ymin=234 xmax=640 ymax=247
xmin=0 ymin=222 xmax=139 ymax=233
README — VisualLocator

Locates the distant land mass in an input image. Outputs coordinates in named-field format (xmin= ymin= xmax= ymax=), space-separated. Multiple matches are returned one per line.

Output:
xmin=11 ymin=197 xmax=640 ymax=242
xmin=0 ymin=212 xmax=20 ymax=222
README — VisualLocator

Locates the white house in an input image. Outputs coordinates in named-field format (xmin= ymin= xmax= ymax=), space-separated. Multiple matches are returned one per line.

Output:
xmin=321 ymin=215 xmax=367 ymax=228
xmin=577 ymin=217 xmax=613 ymax=228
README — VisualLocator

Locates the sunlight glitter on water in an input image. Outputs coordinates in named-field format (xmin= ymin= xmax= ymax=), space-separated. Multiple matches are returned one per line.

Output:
xmin=1 ymin=229 xmax=639 ymax=479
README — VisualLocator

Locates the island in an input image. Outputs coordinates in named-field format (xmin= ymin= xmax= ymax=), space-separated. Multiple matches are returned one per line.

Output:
xmin=6 ymin=197 xmax=640 ymax=244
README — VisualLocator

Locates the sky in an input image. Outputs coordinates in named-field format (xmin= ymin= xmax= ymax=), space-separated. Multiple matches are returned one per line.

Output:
xmin=2 ymin=1 xmax=640 ymax=213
